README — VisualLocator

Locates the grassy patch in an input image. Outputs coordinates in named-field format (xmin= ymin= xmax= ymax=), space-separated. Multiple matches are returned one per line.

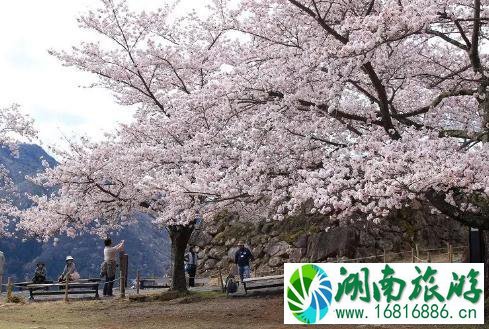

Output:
xmin=129 ymin=290 xmax=225 ymax=303
xmin=129 ymin=290 xmax=187 ymax=302
xmin=192 ymin=290 xmax=225 ymax=299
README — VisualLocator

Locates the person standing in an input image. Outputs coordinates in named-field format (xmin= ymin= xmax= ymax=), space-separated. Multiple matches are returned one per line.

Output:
xmin=0 ymin=251 xmax=5 ymax=293
xmin=234 ymin=241 xmax=254 ymax=282
xmin=184 ymin=246 xmax=197 ymax=287
xmin=101 ymin=238 xmax=124 ymax=297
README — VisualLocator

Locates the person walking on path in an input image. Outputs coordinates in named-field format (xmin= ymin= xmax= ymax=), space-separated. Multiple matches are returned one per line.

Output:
xmin=0 ymin=251 xmax=5 ymax=293
xmin=101 ymin=238 xmax=124 ymax=297
xmin=184 ymin=246 xmax=198 ymax=287
xmin=234 ymin=241 xmax=254 ymax=282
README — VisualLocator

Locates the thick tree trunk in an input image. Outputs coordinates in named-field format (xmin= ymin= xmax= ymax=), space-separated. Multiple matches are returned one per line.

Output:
xmin=168 ymin=225 xmax=194 ymax=292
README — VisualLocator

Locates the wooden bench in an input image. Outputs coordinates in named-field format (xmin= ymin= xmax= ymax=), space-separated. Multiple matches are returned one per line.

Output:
xmin=26 ymin=281 xmax=101 ymax=300
xmin=243 ymin=274 xmax=284 ymax=294
xmin=14 ymin=281 xmax=54 ymax=292
xmin=139 ymin=278 xmax=170 ymax=290
xmin=72 ymin=278 xmax=102 ymax=284
xmin=14 ymin=281 xmax=46 ymax=289
xmin=15 ymin=278 xmax=98 ymax=290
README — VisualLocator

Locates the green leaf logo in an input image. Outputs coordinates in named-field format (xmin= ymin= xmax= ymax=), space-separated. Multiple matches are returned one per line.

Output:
xmin=287 ymin=264 xmax=333 ymax=324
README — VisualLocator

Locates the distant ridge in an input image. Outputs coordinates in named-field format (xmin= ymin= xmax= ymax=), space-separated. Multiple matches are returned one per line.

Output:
xmin=0 ymin=144 xmax=170 ymax=280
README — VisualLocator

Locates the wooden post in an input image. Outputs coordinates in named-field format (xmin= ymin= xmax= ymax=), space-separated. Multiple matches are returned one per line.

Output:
xmin=383 ymin=249 xmax=387 ymax=263
xmin=427 ymin=252 xmax=432 ymax=263
xmin=118 ymin=252 xmax=128 ymax=298
xmin=218 ymin=267 xmax=224 ymax=293
xmin=411 ymin=248 xmax=415 ymax=263
xmin=120 ymin=272 xmax=125 ymax=298
xmin=64 ymin=278 xmax=69 ymax=303
xmin=118 ymin=253 xmax=129 ymax=288
xmin=136 ymin=270 xmax=140 ymax=295
xmin=6 ymin=277 xmax=13 ymax=302
xmin=415 ymin=244 xmax=419 ymax=259
xmin=123 ymin=254 xmax=129 ymax=288
xmin=119 ymin=254 xmax=127 ymax=298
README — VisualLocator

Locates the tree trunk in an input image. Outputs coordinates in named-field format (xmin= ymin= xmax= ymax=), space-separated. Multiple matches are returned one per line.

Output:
xmin=168 ymin=225 xmax=194 ymax=292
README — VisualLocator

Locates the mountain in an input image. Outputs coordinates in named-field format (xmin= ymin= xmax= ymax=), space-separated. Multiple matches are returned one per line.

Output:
xmin=0 ymin=144 xmax=170 ymax=281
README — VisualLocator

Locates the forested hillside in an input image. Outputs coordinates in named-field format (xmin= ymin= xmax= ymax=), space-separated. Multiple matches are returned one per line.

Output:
xmin=0 ymin=144 xmax=170 ymax=280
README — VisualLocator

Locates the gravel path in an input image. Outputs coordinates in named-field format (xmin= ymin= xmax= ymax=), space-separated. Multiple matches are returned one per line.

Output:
xmin=0 ymin=289 xmax=486 ymax=329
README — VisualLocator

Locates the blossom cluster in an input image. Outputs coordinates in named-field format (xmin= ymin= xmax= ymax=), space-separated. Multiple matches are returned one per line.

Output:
xmin=16 ymin=0 xmax=489 ymax=238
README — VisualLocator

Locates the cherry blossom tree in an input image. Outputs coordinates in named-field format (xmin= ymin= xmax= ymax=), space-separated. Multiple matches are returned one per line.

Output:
xmin=21 ymin=0 xmax=232 ymax=291
xmin=19 ymin=0 xmax=489 ymax=291
xmin=0 ymin=104 xmax=36 ymax=235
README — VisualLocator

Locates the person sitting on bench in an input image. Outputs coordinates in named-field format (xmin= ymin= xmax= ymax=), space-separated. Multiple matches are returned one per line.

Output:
xmin=32 ymin=262 xmax=47 ymax=284
xmin=58 ymin=256 xmax=80 ymax=282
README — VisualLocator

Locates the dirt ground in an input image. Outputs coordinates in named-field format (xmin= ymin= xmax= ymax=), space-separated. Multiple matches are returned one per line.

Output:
xmin=0 ymin=292 xmax=486 ymax=329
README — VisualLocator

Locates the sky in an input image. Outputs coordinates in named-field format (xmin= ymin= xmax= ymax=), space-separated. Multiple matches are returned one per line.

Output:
xmin=0 ymin=0 xmax=200 ymax=150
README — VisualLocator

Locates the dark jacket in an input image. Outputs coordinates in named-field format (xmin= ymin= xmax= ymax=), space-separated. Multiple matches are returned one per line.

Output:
xmin=184 ymin=251 xmax=197 ymax=266
xmin=32 ymin=265 xmax=47 ymax=283
xmin=234 ymin=247 xmax=254 ymax=267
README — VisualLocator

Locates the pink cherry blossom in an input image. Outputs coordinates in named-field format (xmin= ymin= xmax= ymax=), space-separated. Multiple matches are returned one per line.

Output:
xmin=14 ymin=0 xmax=489 ymax=289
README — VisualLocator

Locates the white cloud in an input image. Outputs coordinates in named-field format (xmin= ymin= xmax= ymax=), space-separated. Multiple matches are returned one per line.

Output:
xmin=0 ymin=0 xmax=204 ymax=150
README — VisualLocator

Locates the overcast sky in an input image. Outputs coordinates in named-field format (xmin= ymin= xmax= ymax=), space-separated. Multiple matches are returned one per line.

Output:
xmin=0 ymin=0 xmax=199 ymax=150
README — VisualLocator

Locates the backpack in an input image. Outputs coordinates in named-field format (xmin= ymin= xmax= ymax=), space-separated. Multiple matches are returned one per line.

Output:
xmin=226 ymin=276 xmax=238 ymax=294
xmin=100 ymin=261 xmax=108 ymax=277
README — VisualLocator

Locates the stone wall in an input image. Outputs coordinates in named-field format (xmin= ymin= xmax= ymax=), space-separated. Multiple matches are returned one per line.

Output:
xmin=191 ymin=207 xmax=466 ymax=277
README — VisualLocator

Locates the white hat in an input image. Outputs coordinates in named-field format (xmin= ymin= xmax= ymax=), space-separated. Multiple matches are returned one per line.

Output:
xmin=66 ymin=256 xmax=74 ymax=261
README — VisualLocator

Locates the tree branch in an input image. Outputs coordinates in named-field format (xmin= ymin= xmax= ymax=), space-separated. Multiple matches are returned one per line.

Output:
xmin=470 ymin=0 xmax=482 ymax=72
xmin=394 ymin=89 xmax=476 ymax=118
xmin=426 ymin=189 xmax=489 ymax=229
